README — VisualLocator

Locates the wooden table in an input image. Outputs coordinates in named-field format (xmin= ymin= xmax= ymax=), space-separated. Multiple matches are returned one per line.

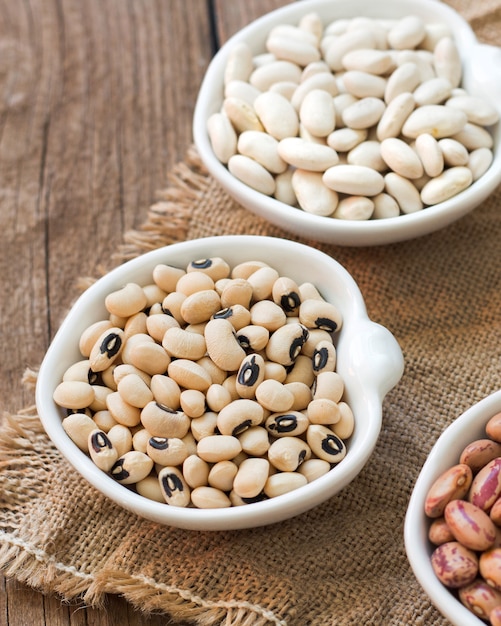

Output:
xmin=0 ymin=1 xmax=286 ymax=624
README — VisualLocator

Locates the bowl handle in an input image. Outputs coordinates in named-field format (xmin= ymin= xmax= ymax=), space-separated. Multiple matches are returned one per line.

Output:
xmin=466 ymin=43 xmax=501 ymax=112
xmin=343 ymin=321 xmax=405 ymax=399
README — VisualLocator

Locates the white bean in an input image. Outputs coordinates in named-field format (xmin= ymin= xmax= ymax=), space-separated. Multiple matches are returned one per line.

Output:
xmin=420 ymin=166 xmax=473 ymax=205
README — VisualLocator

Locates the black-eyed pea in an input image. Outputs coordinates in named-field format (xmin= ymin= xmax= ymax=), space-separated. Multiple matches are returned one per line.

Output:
xmin=185 ymin=322 xmax=207 ymax=336
xmin=233 ymin=457 xmax=270 ymax=499
xmin=63 ymin=359 xmax=97 ymax=385
xmin=197 ymin=435 xmax=242 ymax=463
xmin=220 ymin=278 xmax=253 ymax=309
xmin=123 ymin=339 xmax=170 ymax=376
xmin=264 ymin=471 xmax=308 ymax=498
xmin=217 ymin=398 xmax=264 ymax=437
xmin=196 ymin=356 xmax=227 ymax=386
xmin=142 ymin=283 xmax=167 ymax=308
xmin=117 ymin=373 xmax=153 ymax=408
xmin=268 ymin=436 xmax=311 ymax=472
xmin=298 ymin=282 xmax=325 ymax=302
xmin=180 ymin=290 xmax=222 ymax=325
xmin=458 ymin=579 xmax=501 ymax=621
xmin=255 ymin=379 xmax=295 ymax=413
xmin=108 ymin=313 xmax=127 ymax=328
xmin=158 ymin=466 xmax=191 ymax=507
xmin=146 ymin=436 xmax=189 ymax=466
xmin=212 ymin=304 xmax=251 ymax=331
xmin=136 ymin=475 xmax=165 ymax=503
xmin=132 ymin=428 xmax=150 ymax=453
xmin=284 ymin=382 xmax=312 ymax=411
xmin=272 ymin=276 xmax=301 ymax=316
xmin=150 ymin=373 xmax=181 ymax=409
xmin=113 ymin=363 xmax=151 ymax=388
xmin=123 ymin=311 xmax=148 ymax=340
xmin=110 ymin=450 xmax=153 ymax=485
xmin=183 ymin=454 xmax=210 ymax=488
xmin=229 ymin=490 xmax=269 ymax=507
xmin=299 ymin=299 xmax=342 ymax=334
xmin=236 ymin=353 xmax=266 ymax=399
xmin=62 ymin=413 xmax=97 ymax=450
xmin=89 ymin=385 xmax=113 ymax=412
xmin=145 ymin=312 xmax=180 ymax=343
xmin=459 ymin=439 xmax=501 ymax=474
xmin=312 ymin=340 xmax=337 ymax=374
xmin=204 ymin=318 xmax=246 ymax=371
xmin=208 ymin=460 xmax=239 ymax=492
xmin=140 ymin=401 xmax=190 ymax=438
xmin=106 ymin=424 xmax=133 ymax=457
xmin=424 ymin=464 xmax=473 ymax=518
xmin=53 ymin=380 xmax=95 ymax=410
xmin=162 ymin=327 xmax=207 ymax=360
xmin=265 ymin=323 xmax=309 ymax=367
xmin=222 ymin=374 xmax=240 ymax=401
xmin=88 ymin=327 xmax=126 ymax=373
xmin=167 ymin=359 xmax=212 ymax=392
xmin=238 ymin=426 xmax=270 ymax=456
xmin=428 ymin=517 xmax=455 ymax=546
xmin=313 ymin=370 xmax=344 ymax=403
xmin=191 ymin=486 xmax=232 ymax=509
xmin=79 ymin=320 xmax=114 ymax=357
xmin=469 ymin=458 xmax=501 ymax=512
xmin=104 ymin=282 xmax=147 ymax=318
xmin=307 ymin=398 xmax=341 ymax=425
xmin=152 ymin=264 xmax=185 ymax=293
xmin=101 ymin=365 xmax=118 ymax=391
xmin=246 ymin=266 xmax=280 ymax=302
xmin=445 ymin=500 xmax=496 ymax=552
xmin=231 ymin=260 xmax=269 ymax=280
xmin=93 ymin=410 xmax=118 ymax=433
xmin=206 ymin=384 xmax=232 ymax=413
xmin=107 ymin=391 xmax=142 ymax=427
xmin=161 ymin=292 xmax=186 ymax=325
xmin=301 ymin=329 xmax=333 ymax=357
xmin=179 ymin=389 xmax=206 ymax=418
xmin=250 ymin=300 xmax=287 ymax=332
xmin=298 ymin=458 xmax=331 ymax=482
xmin=263 ymin=360 xmax=288 ymax=383
xmin=306 ymin=424 xmax=346 ymax=464
xmin=265 ymin=411 xmax=309 ymax=438
xmin=332 ymin=401 xmax=355 ymax=439
xmin=187 ymin=257 xmax=231 ymax=281
xmin=176 ymin=270 xmax=215 ymax=296
xmin=236 ymin=325 xmax=270 ymax=352
xmin=182 ymin=431 xmax=198 ymax=457
xmin=88 ymin=429 xmax=119 ymax=472
xmin=430 ymin=542 xmax=478 ymax=588
xmin=284 ymin=354 xmax=315 ymax=387
xmin=486 ymin=413 xmax=501 ymax=443
xmin=479 ymin=548 xmax=501 ymax=591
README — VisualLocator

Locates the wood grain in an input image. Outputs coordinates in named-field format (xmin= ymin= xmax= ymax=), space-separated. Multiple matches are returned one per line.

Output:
xmin=0 ymin=1 xmax=288 ymax=624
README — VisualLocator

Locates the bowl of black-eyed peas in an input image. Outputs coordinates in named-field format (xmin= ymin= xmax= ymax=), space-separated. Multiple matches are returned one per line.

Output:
xmin=36 ymin=235 xmax=403 ymax=530
xmin=193 ymin=0 xmax=501 ymax=247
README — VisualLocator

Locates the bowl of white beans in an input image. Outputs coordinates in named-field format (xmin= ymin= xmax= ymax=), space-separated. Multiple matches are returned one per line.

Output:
xmin=36 ymin=235 xmax=404 ymax=531
xmin=193 ymin=0 xmax=501 ymax=247
xmin=405 ymin=391 xmax=501 ymax=625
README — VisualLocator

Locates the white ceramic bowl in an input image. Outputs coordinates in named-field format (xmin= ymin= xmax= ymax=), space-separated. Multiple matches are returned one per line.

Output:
xmin=405 ymin=390 xmax=501 ymax=625
xmin=36 ymin=235 xmax=404 ymax=531
xmin=193 ymin=0 xmax=501 ymax=247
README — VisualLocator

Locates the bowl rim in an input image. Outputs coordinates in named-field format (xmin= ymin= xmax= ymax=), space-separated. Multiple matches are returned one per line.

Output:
xmin=404 ymin=390 xmax=501 ymax=625
xmin=192 ymin=0 xmax=501 ymax=247
xmin=36 ymin=235 xmax=403 ymax=530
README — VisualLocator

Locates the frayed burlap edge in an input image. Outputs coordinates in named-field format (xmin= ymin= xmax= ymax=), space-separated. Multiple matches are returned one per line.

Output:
xmin=0 ymin=146 xmax=288 ymax=626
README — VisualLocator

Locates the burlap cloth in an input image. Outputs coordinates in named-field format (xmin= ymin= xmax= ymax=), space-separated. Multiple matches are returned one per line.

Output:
xmin=1 ymin=4 xmax=501 ymax=620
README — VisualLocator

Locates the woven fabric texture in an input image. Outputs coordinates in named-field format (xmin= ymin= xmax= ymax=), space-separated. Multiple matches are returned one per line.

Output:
xmin=2 ymin=1 xmax=501 ymax=620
